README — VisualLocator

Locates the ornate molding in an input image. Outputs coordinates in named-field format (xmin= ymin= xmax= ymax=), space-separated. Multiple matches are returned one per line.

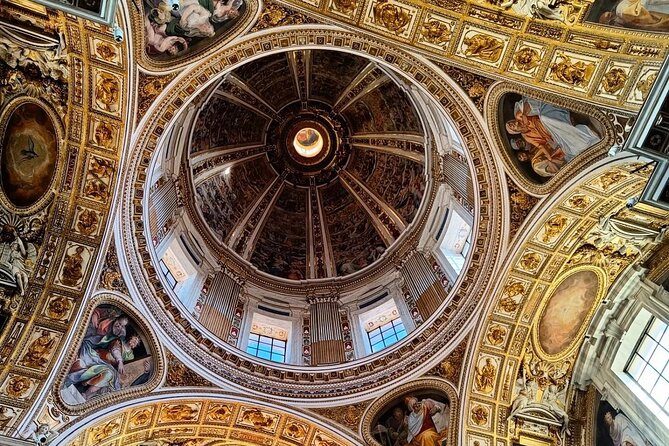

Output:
xmin=118 ymin=26 xmax=505 ymax=401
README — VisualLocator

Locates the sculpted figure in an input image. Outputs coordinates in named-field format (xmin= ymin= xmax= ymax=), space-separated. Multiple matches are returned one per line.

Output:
xmin=20 ymin=330 xmax=55 ymax=369
xmin=474 ymin=358 xmax=496 ymax=393
xmin=61 ymin=246 xmax=85 ymax=287
xmin=462 ymin=34 xmax=503 ymax=62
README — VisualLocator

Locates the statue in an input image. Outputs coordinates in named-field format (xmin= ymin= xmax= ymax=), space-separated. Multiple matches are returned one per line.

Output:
xmin=474 ymin=358 xmax=496 ymax=393
xmin=508 ymin=367 xmax=571 ymax=438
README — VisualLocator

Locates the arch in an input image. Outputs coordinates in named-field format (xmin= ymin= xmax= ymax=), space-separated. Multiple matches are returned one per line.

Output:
xmin=461 ymin=154 xmax=662 ymax=445
xmin=54 ymin=391 xmax=364 ymax=446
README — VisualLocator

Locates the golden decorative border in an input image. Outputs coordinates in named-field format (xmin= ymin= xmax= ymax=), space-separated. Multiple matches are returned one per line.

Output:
xmin=53 ymin=292 xmax=165 ymax=415
xmin=58 ymin=392 xmax=361 ymax=446
xmin=530 ymin=265 xmax=607 ymax=361
xmin=276 ymin=0 xmax=667 ymax=111
xmin=360 ymin=378 xmax=459 ymax=446
xmin=0 ymin=96 xmax=66 ymax=216
xmin=461 ymin=159 xmax=656 ymax=445
xmin=485 ymin=81 xmax=614 ymax=196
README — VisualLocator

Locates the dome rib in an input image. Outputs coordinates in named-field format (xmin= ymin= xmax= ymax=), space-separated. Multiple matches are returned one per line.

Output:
xmin=187 ymin=49 xmax=428 ymax=281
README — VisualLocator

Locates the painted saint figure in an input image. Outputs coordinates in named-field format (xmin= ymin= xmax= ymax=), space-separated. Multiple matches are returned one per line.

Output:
xmin=404 ymin=396 xmax=448 ymax=446
xmin=60 ymin=305 xmax=153 ymax=405
xmin=504 ymin=96 xmax=601 ymax=178
xmin=604 ymin=411 xmax=651 ymax=446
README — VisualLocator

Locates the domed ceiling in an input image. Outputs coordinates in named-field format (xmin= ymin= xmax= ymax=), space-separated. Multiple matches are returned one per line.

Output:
xmin=187 ymin=50 xmax=428 ymax=280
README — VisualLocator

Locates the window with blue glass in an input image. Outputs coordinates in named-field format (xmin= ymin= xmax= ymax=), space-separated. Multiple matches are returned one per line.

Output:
xmin=367 ymin=318 xmax=407 ymax=353
xmin=246 ymin=333 xmax=286 ymax=363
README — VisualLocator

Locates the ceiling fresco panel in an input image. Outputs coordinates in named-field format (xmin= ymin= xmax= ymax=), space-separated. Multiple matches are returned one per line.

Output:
xmin=347 ymin=148 xmax=377 ymax=182
xmin=308 ymin=50 xmax=370 ymax=105
xmin=0 ymin=101 xmax=59 ymax=208
xmin=232 ymin=52 xmax=298 ymax=111
xmin=250 ymin=186 xmax=308 ymax=280
xmin=195 ymin=158 xmax=277 ymax=242
xmin=535 ymin=267 xmax=605 ymax=357
xmin=323 ymin=196 xmax=388 ymax=277
xmin=190 ymin=97 xmax=269 ymax=153
xmin=361 ymin=150 xmax=425 ymax=225
xmin=130 ymin=0 xmax=260 ymax=71
xmin=487 ymin=83 xmax=616 ymax=195
xmin=342 ymin=80 xmax=422 ymax=134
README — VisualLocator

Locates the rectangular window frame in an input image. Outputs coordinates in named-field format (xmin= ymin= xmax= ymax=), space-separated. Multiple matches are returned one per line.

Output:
xmin=624 ymin=316 xmax=669 ymax=412
xmin=366 ymin=318 xmax=407 ymax=353
xmin=246 ymin=332 xmax=287 ymax=363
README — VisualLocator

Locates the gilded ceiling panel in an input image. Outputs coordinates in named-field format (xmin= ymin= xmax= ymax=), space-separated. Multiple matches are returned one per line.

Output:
xmin=0 ymin=5 xmax=130 ymax=433
xmin=463 ymin=161 xmax=669 ymax=446
xmin=275 ymin=0 xmax=668 ymax=110
xmin=62 ymin=396 xmax=358 ymax=446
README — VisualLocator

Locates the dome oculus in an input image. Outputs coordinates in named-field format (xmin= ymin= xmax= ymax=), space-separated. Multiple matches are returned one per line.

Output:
xmin=293 ymin=128 xmax=323 ymax=158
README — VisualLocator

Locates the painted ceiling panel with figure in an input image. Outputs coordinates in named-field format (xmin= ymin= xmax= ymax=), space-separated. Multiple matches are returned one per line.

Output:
xmin=250 ymin=186 xmax=308 ymax=280
xmin=195 ymin=158 xmax=277 ymax=242
xmin=190 ymin=96 xmax=269 ymax=153
xmin=309 ymin=50 xmax=370 ymax=105
xmin=359 ymin=150 xmax=425 ymax=225
xmin=231 ymin=52 xmax=299 ymax=111
xmin=341 ymin=79 xmax=422 ymax=134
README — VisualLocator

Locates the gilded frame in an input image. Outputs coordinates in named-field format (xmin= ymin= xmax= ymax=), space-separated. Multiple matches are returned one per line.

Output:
xmin=361 ymin=378 xmax=459 ymax=446
xmin=530 ymin=265 xmax=608 ymax=361
xmin=129 ymin=0 xmax=262 ymax=72
xmin=486 ymin=82 xmax=615 ymax=196
xmin=0 ymin=96 xmax=65 ymax=216
xmin=53 ymin=292 xmax=165 ymax=415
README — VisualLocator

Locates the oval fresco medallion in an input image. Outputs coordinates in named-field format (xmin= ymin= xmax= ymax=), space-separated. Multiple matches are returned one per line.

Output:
xmin=537 ymin=269 xmax=602 ymax=356
xmin=1 ymin=102 xmax=58 ymax=208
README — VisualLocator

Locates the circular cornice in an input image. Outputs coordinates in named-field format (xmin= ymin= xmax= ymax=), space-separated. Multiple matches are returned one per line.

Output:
xmin=118 ymin=26 xmax=506 ymax=402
